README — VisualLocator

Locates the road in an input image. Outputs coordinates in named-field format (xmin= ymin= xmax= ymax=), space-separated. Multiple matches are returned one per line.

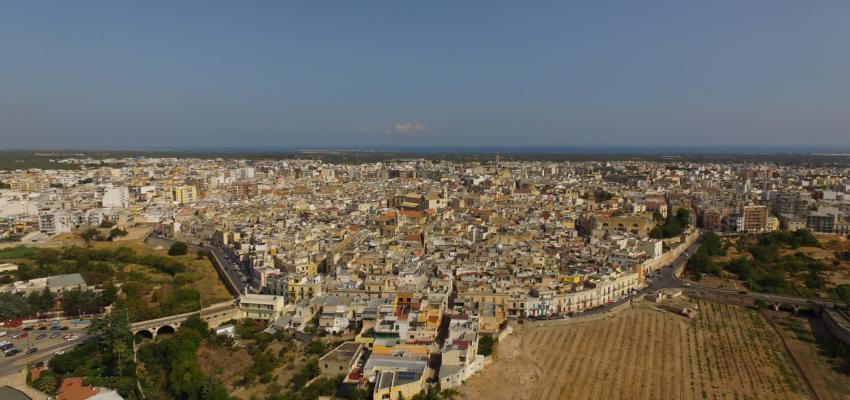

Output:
xmin=0 ymin=327 xmax=90 ymax=376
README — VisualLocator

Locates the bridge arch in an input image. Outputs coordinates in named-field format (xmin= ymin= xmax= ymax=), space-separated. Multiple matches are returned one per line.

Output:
xmin=135 ymin=329 xmax=154 ymax=340
xmin=156 ymin=325 xmax=176 ymax=336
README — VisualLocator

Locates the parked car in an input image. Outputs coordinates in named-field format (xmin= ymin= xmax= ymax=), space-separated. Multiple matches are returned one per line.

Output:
xmin=36 ymin=334 xmax=47 ymax=340
xmin=4 ymin=348 xmax=21 ymax=357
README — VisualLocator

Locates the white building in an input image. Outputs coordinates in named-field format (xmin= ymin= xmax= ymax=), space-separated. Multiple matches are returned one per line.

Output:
xmin=102 ymin=186 xmax=130 ymax=208
xmin=39 ymin=211 xmax=71 ymax=235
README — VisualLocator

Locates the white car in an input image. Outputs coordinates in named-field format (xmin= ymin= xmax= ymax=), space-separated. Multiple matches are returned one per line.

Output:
xmin=66 ymin=335 xmax=79 ymax=341
xmin=54 ymin=350 xmax=65 ymax=355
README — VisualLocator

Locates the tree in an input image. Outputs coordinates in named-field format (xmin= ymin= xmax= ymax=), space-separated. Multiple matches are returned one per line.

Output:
xmin=200 ymin=375 xmax=229 ymax=400
xmin=593 ymin=190 xmax=614 ymax=201
xmin=686 ymin=251 xmax=719 ymax=278
xmin=675 ymin=208 xmax=691 ymax=228
xmin=97 ymin=284 xmax=119 ymax=307
xmin=40 ymin=287 xmax=56 ymax=311
xmin=109 ymin=227 xmax=128 ymax=238
xmin=478 ymin=335 xmax=496 ymax=356
xmin=61 ymin=288 xmax=100 ymax=316
xmin=805 ymin=271 xmax=825 ymax=290
xmin=835 ymin=285 xmax=850 ymax=302
xmin=169 ymin=351 xmax=207 ymax=399
xmin=169 ymin=242 xmax=189 ymax=256
xmin=305 ymin=340 xmax=327 ymax=356
xmin=34 ymin=372 xmax=57 ymax=394
xmin=701 ymin=232 xmax=725 ymax=256
xmin=0 ymin=293 xmax=30 ymax=319
xmin=80 ymin=228 xmax=101 ymax=245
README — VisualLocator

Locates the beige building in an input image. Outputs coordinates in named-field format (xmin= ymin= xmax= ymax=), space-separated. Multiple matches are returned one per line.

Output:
xmin=742 ymin=205 xmax=768 ymax=232
xmin=170 ymin=185 xmax=198 ymax=204
xmin=319 ymin=341 xmax=364 ymax=377
xmin=238 ymin=294 xmax=285 ymax=321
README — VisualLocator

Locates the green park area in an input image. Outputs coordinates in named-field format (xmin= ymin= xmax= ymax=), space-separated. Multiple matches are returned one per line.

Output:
xmin=686 ymin=230 xmax=850 ymax=301
xmin=0 ymin=238 xmax=231 ymax=322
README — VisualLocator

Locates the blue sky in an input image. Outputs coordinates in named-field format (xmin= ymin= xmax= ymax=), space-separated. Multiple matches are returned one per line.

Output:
xmin=1 ymin=1 xmax=849 ymax=149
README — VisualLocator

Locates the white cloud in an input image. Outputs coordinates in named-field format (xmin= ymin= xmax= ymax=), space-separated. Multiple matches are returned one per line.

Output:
xmin=393 ymin=121 xmax=426 ymax=135
xmin=360 ymin=121 xmax=428 ymax=136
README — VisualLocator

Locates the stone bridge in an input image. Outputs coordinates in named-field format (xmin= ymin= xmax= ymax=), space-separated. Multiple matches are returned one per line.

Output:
xmin=131 ymin=301 xmax=239 ymax=339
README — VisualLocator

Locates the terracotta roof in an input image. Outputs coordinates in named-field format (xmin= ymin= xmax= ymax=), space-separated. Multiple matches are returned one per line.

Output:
xmin=57 ymin=377 xmax=97 ymax=400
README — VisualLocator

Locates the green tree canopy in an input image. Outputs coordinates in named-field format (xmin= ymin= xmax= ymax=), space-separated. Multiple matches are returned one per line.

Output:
xmin=169 ymin=242 xmax=189 ymax=256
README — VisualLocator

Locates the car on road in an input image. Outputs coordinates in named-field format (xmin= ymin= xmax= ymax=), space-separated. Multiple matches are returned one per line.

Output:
xmin=682 ymin=283 xmax=691 ymax=287
xmin=13 ymin=332 xmax=28 ymax=339
xmin=23 ymin=326 xmax=33 ymax=331
xmin=51 ymin=333 xmax=62 ymax=338
xmin=66 ymin=335 xmax=79 ymax=341
xmin=54 ymin=350 xmax=65 ymax=356
xmin=25 ymin=347 xmax=38 ymax=354
xmin=36 ymin=333 xmax=47 ymax=340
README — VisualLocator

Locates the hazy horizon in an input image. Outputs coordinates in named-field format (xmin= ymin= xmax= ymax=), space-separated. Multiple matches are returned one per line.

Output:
xmin=2 ymin=1 xmax=850 ymax=149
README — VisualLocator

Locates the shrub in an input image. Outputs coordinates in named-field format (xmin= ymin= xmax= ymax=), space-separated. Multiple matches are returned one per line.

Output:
xmin=478 ymin=335 xmax=496 ymax=356
xmin=168 ymin=242 xmax=189 ymax=256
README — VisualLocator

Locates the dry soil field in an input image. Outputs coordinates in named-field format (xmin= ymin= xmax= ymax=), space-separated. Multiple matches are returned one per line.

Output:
xmin=766 ymin=310 xmax=850 ymax=400
xmin=461 ymin=301 xmax=809 ymax=400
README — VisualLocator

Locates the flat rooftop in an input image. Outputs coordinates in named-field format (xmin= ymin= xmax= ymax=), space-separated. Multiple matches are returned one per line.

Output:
xmin=320 ymin=341 xmax=363 ymax=363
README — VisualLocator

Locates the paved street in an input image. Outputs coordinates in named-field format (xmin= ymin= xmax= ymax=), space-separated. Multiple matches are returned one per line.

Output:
xmin=0 ymin=326 xmax=90 ymax=376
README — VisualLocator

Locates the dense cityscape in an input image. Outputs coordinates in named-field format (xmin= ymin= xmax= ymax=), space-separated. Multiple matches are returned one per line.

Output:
xmin=0 ymin=153 xmax=849 ymax=399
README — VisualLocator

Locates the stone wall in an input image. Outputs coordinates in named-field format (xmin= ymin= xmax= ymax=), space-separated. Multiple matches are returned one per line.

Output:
xmin=645 ymin=228 xmax=700 ymax=273
xmin=823 ymin=308 xmax=850 ymax=346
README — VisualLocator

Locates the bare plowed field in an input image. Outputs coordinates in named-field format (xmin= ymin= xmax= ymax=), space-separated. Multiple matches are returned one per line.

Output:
xmin=461 ymin=302 xmax=809 ymax=400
